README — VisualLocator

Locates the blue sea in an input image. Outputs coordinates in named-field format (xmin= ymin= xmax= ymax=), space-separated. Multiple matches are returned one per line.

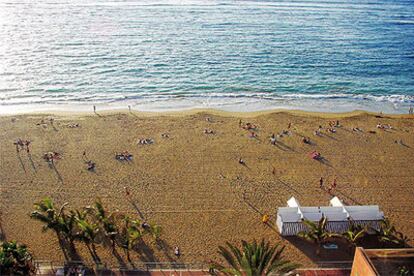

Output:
xmin=0 ymin=0 xmax=414 ymax=114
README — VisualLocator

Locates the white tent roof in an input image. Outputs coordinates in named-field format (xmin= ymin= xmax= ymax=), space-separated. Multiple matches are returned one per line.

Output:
xmin=277 ymin=196 xmax=384 ymax=223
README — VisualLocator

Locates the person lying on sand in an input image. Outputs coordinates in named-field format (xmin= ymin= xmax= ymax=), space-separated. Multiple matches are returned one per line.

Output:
xmin=377 ymin=123 xmax=392 ymax=130
xmin=137 ymin=138 xmax=154 ymax=145
xmin=309 ymin=151 xmax=322 ymax=160
xmin=86 ymin=160 xmax=95 ymax=171
xmin=352 ymin=127 xmax=363 ymax=132
xmin=204 ymin=128 xmax=214 ymax=134
xmin=161 ymin=133 xmax=169 ymax=138
xmin=67 ymin=123 xmax=80 ymax=128
xmin=115 ymin=151 xmax=133 ymax=161
xmin=242 ymin=122 xmax=257 ymax=130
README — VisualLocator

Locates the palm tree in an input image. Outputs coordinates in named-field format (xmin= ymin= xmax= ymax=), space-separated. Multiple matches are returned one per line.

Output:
xmin=0 ymin=240 xmax=36 ymax=275
xmin=116 ymin=216 xmax=143 ymax=262
xmin=30 ymin=198 xmax=79 ymax=260
xmin=93 ymin=199 xmax=118 ymax=253
xmin=341 ymin=221 xmax=367 ymax=254
xmin=30 ymin=197 xmax=66 ymax=237
xmin=210 ymin=239 xmax=299 ymax=276
xmin=73 ymin=209 xmax=100 ymax=262
xmin=298 ymin=216 xmax=335 ymax=255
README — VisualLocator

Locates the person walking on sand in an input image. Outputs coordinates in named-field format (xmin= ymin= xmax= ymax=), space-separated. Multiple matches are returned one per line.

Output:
xmin=124 ymin=186 xmax=131 ymax=198
xmin=128 ymin=105 xmax=131 ymax=112
xmin=332 ymin=177 xmax=337 ymax=189
xmin=319 ymin=177 xmax=324 ymax=189
xmin=174 ymin=246 xmax=181 ymax=258
xmin=93 ymin=105 xmax=96 ymax=113
xmin=410 ymin=106 xmax=413 ymax=115
xmin=262 ymin=214 xmax=270 ymax=224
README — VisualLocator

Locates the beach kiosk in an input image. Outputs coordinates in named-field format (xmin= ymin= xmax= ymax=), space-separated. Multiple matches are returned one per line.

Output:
xmin=276 ymin=196 xmax=384 ymax=236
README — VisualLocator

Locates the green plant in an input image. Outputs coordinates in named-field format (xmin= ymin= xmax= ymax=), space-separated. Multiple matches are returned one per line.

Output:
xmin=211 ymin=239 xmax=299 ymax=276
xmin=341 ymin=221 xmax=367 ymax=254
xmin=298 ymin=216 xmax=336 ymax=255
xmin=375 ymin=218 xmax=411 ymax=248
xmin=0 ymin=240 xmax=36 ymax=275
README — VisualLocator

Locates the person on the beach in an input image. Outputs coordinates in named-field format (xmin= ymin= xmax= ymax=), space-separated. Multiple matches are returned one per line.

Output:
xmin=319 ymin=177 xmax=323 ymax=189
xmin=249 ymin=131 xmax=257 ymax=138
xmin=174 ymin=246 xmax=180 ymax=258
xmin=25 ymin=140 xmax=31 ymax=153
xmin=128 ymin=105 xmax=131 ymax=112
xmin=409 ymin=106 xmax=413 ymax=115
xmin=239 ymin=119 xmax=242 ymax=128
xmin=262 ymin=214 xmax=270 ymax=224
xmin=332 ymin=178 xmax=337 ymax=189
xmin=270 ymin=134 xmax=276 ymax=145
xmin=124 ymin=186 xmax=131 ymax=198
xmin=93 ymin=105 xmax=96 ymax=113
xmin=288 ymin=122 xmax=291 ymax=129
xmin=238 ymin=158 xmax=245 ymax=165
xmin=86 ymin=160 xmax=95 ymax=171
xmin=272 ymin=166 xmax=276 ymax=175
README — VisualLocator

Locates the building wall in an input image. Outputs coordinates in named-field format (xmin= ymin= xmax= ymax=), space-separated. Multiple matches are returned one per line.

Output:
xmin=350 ymin=247 xmax=377 ymax=276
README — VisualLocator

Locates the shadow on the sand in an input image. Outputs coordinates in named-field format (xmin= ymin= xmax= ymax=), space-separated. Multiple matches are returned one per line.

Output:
xmin=17 ymin=153 xmax=27 ymax=173
xmin=276 ymin=178 xmax=301 ymax=195
xmin=58 ymin=238 xmax=83 ymax=262
xmin=112 ymin=248 xmax=127 ymax=269
xmin=27 ymin=153 xmax=37 ymax=172
xmin=317 ymin=157 xmax=333 ymax=168
xmin=129 ymin=200 xmax=145 ymax=221
xmin=273 ymin=141 xmax=295 ymax=152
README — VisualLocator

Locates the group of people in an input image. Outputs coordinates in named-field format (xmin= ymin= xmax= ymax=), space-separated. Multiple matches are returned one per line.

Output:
xmin=14 ymin=139 xmax=31 ymax=153
xmin=376 ymin=123 xmax=392 ymax=130
xmin=43 ymin=152 xmax=61 ymax=164
xmin=137 ymin=138 xmax=154 ymax=145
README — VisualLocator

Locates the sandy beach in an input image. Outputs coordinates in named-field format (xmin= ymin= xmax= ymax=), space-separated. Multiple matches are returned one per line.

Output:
xmin=0 ymin=109 xmax=413 ymax=268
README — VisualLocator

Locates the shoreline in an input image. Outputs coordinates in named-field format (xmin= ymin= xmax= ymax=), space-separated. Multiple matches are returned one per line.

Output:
xmin=3 ymin=107 xmax=413 ymax=119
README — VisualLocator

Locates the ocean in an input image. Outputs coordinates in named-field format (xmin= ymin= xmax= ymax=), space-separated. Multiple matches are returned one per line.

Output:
xmin=0 ymin=0 xmax=414 ymax=114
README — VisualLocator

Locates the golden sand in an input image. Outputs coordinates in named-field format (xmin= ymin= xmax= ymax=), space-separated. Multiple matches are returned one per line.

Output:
xmin=0 ymin=109 xmax=413 ymax=267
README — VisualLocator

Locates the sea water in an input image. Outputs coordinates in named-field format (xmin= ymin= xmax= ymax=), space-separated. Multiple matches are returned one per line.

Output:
xmin=0 ymin=0 xmax=413 ymax=114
